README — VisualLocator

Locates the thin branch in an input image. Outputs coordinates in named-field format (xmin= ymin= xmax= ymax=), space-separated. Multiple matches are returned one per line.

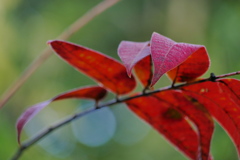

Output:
xmin=214 ymin=71 xmax=240 ymax=79
xmin=11 ymin=71 xmax=240 ymax=160
xmin=0 ymin=0 xmax=121 ymax=109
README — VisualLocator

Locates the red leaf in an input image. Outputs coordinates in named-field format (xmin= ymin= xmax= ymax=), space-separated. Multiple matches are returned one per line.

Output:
xmin=49 ymin=40 xmax=136 ymax=95
xmin=183 ymin=80 xmax=240 ymax=156
xmin=167 ymin=47 xmax=210 ymax=82
xmin=126 ymin=95 xmax=200 ymax=159
xmin=54 ymin=86 xmax=107 ymax=101
xmin=218 ymin=79 xmax=240 ymax=104
xmin=117 ymin=41 xmax=151 ymax=77
xmin=134 ymin=55 xmax=152 ymax=88
xmin=153 ymin=90 xmax=214 ymax=160
xmin=16 ymin=86 xmax=107 ymax=144
xmin=150 ymin=32 xmax=205 ymax=86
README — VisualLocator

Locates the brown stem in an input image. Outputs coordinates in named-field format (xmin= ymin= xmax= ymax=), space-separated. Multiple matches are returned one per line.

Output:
xmin=10 ymin=71 xmax=240 ymax=160
xmin=0 ymin=0 xmax=120 ymax=109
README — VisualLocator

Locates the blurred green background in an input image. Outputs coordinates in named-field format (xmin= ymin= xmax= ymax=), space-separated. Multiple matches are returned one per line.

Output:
xmin=1 ymin=0 xmax=240 ymax=159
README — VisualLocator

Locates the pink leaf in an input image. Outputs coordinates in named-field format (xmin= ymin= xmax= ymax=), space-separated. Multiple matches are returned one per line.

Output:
xmin=118 ymin=41 xmax=151 ymax=77
xmin=150 ymin=32 xmax=205 ymax=86
xmin=16 ymin=86 xmax=107 ymax=144
xmin=166 ymin=47 xmax=210 ymax=83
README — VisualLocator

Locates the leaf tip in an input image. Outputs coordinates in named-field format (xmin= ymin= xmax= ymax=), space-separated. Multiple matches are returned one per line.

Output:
xmin=16 ymin=116 xmax=25 ymax=146
xmin=47 ymin=40 xmax=62 ymax=47
xmin=47 ymin=40 xmax=54 ymax=45
xmin=17 ymin=135 xmax=21 ymax=146
xmin=152 ymin=31 xmax=158 ymax=36
xmin=126 ymin=69 xmax=132 ymax=78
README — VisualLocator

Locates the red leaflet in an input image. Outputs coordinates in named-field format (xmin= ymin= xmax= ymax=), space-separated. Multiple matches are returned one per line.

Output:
xmin=54 ymin=86 xmax=107 ymax=101
xmin=126 ymin=95 xmax=199 ymax=159
xmin=167 ymin=47 xmax=210 ymax=83
xmin=150 ymin=32 xmax=205 ymax=86
xmin=117 ymin=41 xmax=151 ymax=77
xmin=134 ymin=55 xmax=152 ymax=88
xmin=218 ymin=79 xmax=240 ymax=104
xmin=16 ymin=86 xmax=107 ymax=144
xmin=153 ymin=90 xmax=214 ymax=160
xmin=49 ymin=40 xmax=136 ymax=95
xmin=182 ymin=80 xmax=240 ymax=156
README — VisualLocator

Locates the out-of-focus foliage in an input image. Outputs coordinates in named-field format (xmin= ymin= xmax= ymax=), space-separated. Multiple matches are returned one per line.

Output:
xmin=0 ymin=0 xmax=240 ymax=159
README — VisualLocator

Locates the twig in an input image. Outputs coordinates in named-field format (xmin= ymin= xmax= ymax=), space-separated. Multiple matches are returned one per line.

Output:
xmin=10 ymin=71 xmax=240 ymax=160
xmin=0 ymin=0 xmax=121 ymax=109
xmin=214 ymin=71 xmax=240 ymax=79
